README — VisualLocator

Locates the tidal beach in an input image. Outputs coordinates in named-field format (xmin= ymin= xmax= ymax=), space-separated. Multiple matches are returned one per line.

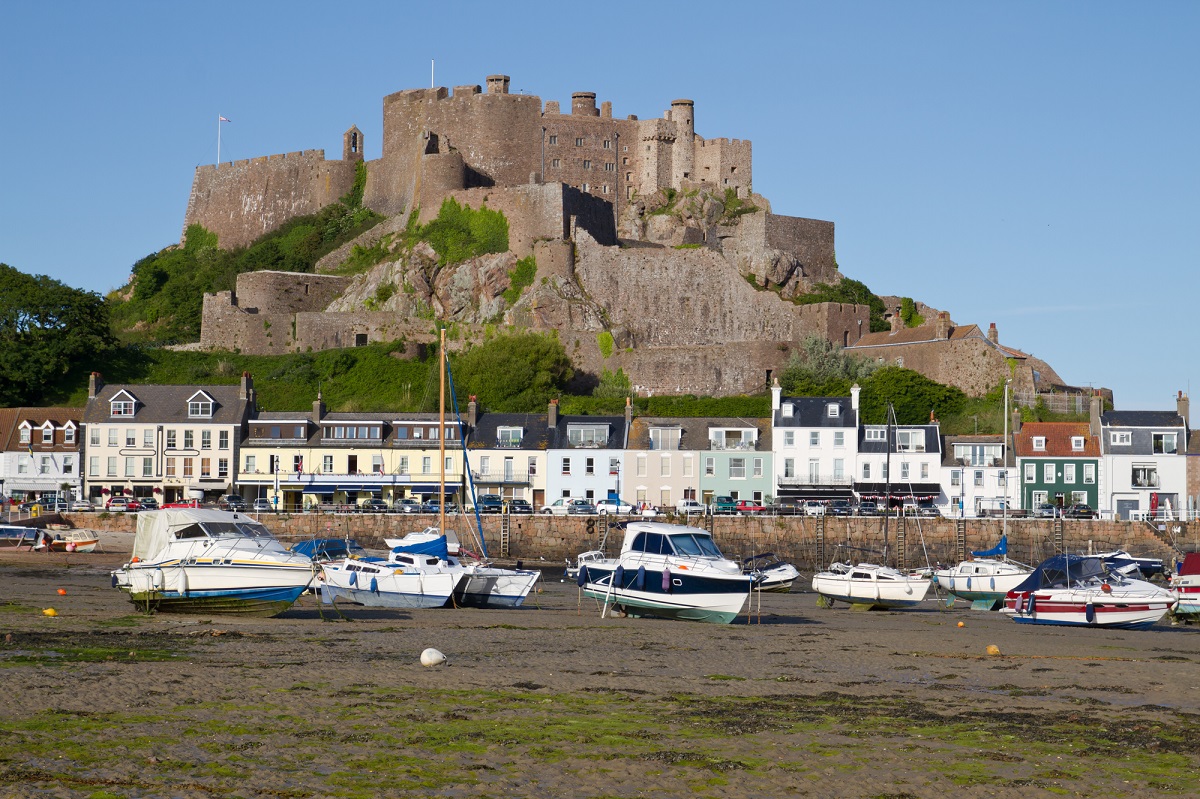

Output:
xmin=1 ymin=539 xmax=1197 ymax=799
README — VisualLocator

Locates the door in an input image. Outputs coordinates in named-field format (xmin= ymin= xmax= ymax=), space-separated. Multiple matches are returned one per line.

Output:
xmin=1115 ymin=499 xmax=1138 ymax=520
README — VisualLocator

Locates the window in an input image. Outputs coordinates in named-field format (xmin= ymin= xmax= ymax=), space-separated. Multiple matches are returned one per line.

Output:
xmin=753 ymin=457 xmax=763 ymax=478
xmin=1043 ymin=463 xmax=1055 ymax=483
xmin=704 ymin=457 xmax=715 ymax=477
xmin=551 ymin=158 xmax=560 ymax=168
xmin=123 ymin=457 xmax=135 ymax=477
xmin=397 ymin=456 xmax=407 ymax=474
xmin=783 ymin=431 xmax=795 ymax=447
xmin=244 ymin=455 xmax=255 ymax=472
xmin=729 ymin=458 xmax=746 ymax=479
xmin=896 ymin=430 xmax=925 ymax=452
xmin=183 ymin=458 xmax=194 ymax=478
xmin=445 ymin=456 xmax=453 ymax=474
xmin=42 ymin=427 xmax=54 ymax=444
xmin=143 ymin=429 xmax=154 ymax=448
xmin=561 ymin=457 xmax=571 ymax=475
xmin=832 ymin=458 xmax=843 ymax=480
xmin=106 ymin=457 xmax=117 ymax=477
xmin=575 ymin=137 xmax=583 ymax=146
xmin=951 ymin=470 xmax=961 ymax=487
xmin=497 ymin=427 xmax=523 ymax=447
xmin=997 ymin=470 xmax=1006 ymax=486
xmin=108 ymin=429 xmax=118 ymax=447
xmin=125 ymin=429 xmax=136 ymax=446
xmin=973 ymin=470 xmax=983 ymax=487
xmin=1064 ymin=464 xmax=1076 ymax=484
xmin=660 ymin=455 xmax=670 ymax=477
xmin=649 ymin=427 xmax=680 ymax=450
xmin=184 ymin=431 xmax=194 ymax=449
xmin=479 ymin=456 xmax=491 ymax=476
xmin=603 ymin=139 xmax=611 ymax=149
xmin=1071 ymin=436 xmax=1084 ymax=451
xmin=586 ymin=457 xmax=595 ymax=476
xmin=166 ymin=430 xmax=176 ymax=449
xmin=1032 ymin=491 xmax=1047 ymax=506
xmin=826 ymin=403 xmax=839 ymax=417
xmin=809 ymin=432 xmax=820 ymax=446
xmin=111 ymin=399 xmax=134 ymax=416
xmin=809 ymin=459 xmax=820 ymax=482
xmin=422 ymin=457 xmax=432 ymax=473
xmin=1153 ymin=433 xmax=1178 ymax=454
xmin=218 ymin=458 xmax=229 ymax=479
xmin=1111 ymin=431 xmax=1131 ymax=446
xmin=166 ymin=457 xmax=176 ymax=478
xmin=1025 ymin=463 xmax=1035 ymax=483
xmin=17 ymin=459 xmax=27 ymax=475
xmin=39 ymin=456 xmax=50 ymax=475
xmin=528 ymin=457 xmax=537 ymax=477
xmin=833 ymin=431 xmax=844 ymax=447
xmin=1032 ymin=437 xmax=1046 ymax=451
xmin=188 ymin=399 xmax=213 ymax=417
xmin=142 ymin=457 xmax=153 ymax=477
xmin=90 ymin=428 xmax=99 ymax=446
xmin=548 ymin=134 xmax=557 ymax=145
xmin=682 ymin=456 xmax=693 ymax=478
xmin=88 ymin=456 xmax=99 ymax=477
xmin=862 ymin=462 xmax=871 ymax=480
xmin=200 ymin=458 xmax=211 ymax=478
xmin=781 ymin=403 xmax=793 ymax=418
xmin=1083 ymin=464 xmax=1095 ymax=484
xmin=219 ymin=430 xmax=229 ymax=450
xmin=18 ymin=427 xmax=30 ymax=445
xmin=581 ymin=183 xmax=589 ymax=192
xmin=865 ymin=427 xmax=886 ymax=441
xmin=1131 ymin=464 xmax=1159 ymax=488
xmin=636 ymin=454 xmax=647 ymax=477
xmin=201 ymin=430 xmax=212 ymax=450
xmin=784 ymin=458 xmax=795 ymax=478
xmin=901 ymin=463 xmax=911 ymax=480
xmin=609 ymin=457 xmax=619 ymax=475
xmin=568 ymin=425 xmax=608 ymax=447
xmin=921 ymin=463 xmax=929 ymax=480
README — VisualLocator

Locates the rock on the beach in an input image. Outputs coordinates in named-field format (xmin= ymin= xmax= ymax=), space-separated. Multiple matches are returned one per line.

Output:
xmin=420 ymin=648 xmax=447 ymax=667
xmin=986 ymin=644 xmax=1001 ymax=656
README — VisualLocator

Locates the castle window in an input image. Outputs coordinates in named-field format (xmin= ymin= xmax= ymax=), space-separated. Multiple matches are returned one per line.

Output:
xmin=622 ymin=157 xmax=628 ymax=165
xmin=575 ymin=137 xmax=583 ymax=146
xmin=602 ymin=185 xmax=609 ymax=194
xmin=730 ymin=166 xmax=737 ymax=174
xmin=683 ymin=172 xmax=689 ymax=178
xmin=625 ymin=172 xmax=631 ymax=181
xmin=627 ymin=186 xmax=633 ymax=198
xmin=548 ymin=134 xmax=557 ymax=145
xmin=355 ymin=333 xmax=367 ymax=347
xmin=551 ymin=158 xmax=560 ymax=168
xmin=581 ymin=183 xmax=589 ymax=192
xmin=723 ymin=178 xmax=729 ymax=185
xmin=582 ymin=160 xmax=591 ymax=169
xmin=604 ymin=162 xmax=614 ymax=171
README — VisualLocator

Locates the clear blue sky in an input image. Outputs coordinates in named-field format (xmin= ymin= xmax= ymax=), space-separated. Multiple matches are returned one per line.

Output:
xmin=2 ymin=2 xmax=1196 ymax=410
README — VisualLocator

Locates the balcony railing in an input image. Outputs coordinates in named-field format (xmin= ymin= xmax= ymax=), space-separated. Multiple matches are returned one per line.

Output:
xmin=471 ymin=471 xmax=532 ymax=484
xmin=777 ymin=474 xmax=853 ymax=487
xmin=709 ymin=440 xmax=758 ymax=451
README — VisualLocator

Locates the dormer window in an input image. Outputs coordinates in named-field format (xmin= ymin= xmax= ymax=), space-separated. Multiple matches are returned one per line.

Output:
xmin=498 ymin=427 xmax=523 ymax=447
xmin=41 ymin=427 xmax=54 ymax=444
xmin=781 ymin=403 xmax=793 ymax=418
xmin=1111 ymin=431 xmax=1131 ymax=446
xmin=110 ymin=399 xmax=135 ymax=417
xmin=1032 ymin=437 xmax=1046 ymax=451
xmin=188 ymin=392 xmax=214 ymax=418
xmin=64 ymin=427 xmax=75 ymax=445
xmin=827 ymin=403 xmax=840 ymax=417
xmin=1071 ymin=436 xmax=1084 ymax=451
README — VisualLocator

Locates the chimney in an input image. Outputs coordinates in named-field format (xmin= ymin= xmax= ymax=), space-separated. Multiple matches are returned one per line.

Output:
xmin=1089 ymin=393 xmax=1103 ymax=437
xmin=548 ymin=398 xmax=558 ymax=429
xmin=312 ymin=392 xmax=325 ymax=423
xmin=889 ymin=307 xmax=902 ymax=333
xmin=1178 ymin=390 xmax=1190 ymax=430
xmin=624 ymin=396 xmax=632 ymax=427
xmin=850 ymin=383 xmax=861 ymax=412
xmin=88 ymin=372 xmax=103 ymax=399
xmin=987 ymin=322 xmax=999 ymax=344
xmin=468 ymin=395 xmax=477 ymax=428
xmin=935 ymin=311 xmax=951 ymax=340
xmin=240 ymin=372 xmax=254 ymax=401
xmin=771 ymin=378 xmax=782 ymax=412
xmin=1011 ymin=410 xmax=1022 ymax=435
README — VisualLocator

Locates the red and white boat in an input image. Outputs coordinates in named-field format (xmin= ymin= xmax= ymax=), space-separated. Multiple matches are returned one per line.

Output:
xmin=1003 ymin=554 xmax=1174 ymax=630
xmin=1168 ymin=552 xmax=1200 ymax=620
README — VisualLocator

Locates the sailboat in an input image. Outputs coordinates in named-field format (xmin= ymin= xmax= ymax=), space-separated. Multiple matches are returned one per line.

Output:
xmin=812 ymin=401 xmax=931 ymax=609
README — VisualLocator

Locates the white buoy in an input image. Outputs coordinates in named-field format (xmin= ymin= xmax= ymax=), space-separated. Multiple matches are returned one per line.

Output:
xmin=420 ymin=648 xmax=447 ymax=667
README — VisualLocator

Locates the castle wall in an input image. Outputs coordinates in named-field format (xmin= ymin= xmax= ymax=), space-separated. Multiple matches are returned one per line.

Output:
xmin=694 ymin=137 xmax=752 ymax=198
xmin=849 ymin=337 xmax=1023 ymax=397
xmin=763 ymin=213 xmax=837 ymax=276
xmin=540 ymin=111 xmax=639 ymax=208
xmin=232 ymin=270 xmax=352 ymax=313
xmin=183 ymin=151 xmax=357 ymax=250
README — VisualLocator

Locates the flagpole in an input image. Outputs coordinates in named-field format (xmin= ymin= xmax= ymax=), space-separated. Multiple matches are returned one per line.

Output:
xmin=217 ymin=115 xmax=222 ymax=168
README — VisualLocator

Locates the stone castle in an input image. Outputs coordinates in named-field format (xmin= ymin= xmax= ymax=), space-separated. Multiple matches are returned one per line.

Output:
xmin=185 ymin=73 xmax=1063 ymax=399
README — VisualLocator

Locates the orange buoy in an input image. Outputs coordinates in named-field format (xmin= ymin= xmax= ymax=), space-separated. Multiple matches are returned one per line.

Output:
xmin=56 ymin=588 xmax=67 ymax=596
xmin=42 ymin=608 xmax=58 ymax=617
xmin=957 ymin=621 xmax=964 ymax=627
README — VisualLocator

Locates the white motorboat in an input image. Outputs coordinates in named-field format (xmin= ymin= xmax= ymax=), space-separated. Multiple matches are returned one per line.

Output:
xmin=387 ymin=528 xmax=540 ymax=608
xmin=577 ymin=521 xmax=753 ymax=624
xmin=564 ymin=550 xmax=606 ymax=581
xmin=111 ymin=508 xmax=316 ymax=617
xmin=1003 ymin=554 xmax=1175 ymax=630
xmin=742 ymin=552 xmax=801 ymax=592
xmin=811 ymin=562 xmax=932 ymax=609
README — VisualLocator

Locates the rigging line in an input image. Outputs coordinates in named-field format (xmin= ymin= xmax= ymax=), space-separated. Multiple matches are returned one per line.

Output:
xmin=443 ymin=350 xmax=489 ymax=560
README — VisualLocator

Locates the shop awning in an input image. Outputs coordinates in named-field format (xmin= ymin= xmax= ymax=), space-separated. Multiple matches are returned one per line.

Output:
xmin=776 ymin=487 xmax=856 ymax=500
xmin=854 ymin=483 xmax=942 ymax=500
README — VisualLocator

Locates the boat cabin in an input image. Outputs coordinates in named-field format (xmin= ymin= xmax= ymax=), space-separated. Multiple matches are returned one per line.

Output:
xmin=623 ymin=527 xmax=724 ymax=558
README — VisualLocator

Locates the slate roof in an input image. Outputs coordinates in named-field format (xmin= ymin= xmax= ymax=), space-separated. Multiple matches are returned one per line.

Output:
xmin=627 ymin=417 xmax=772 ymax=452
xmin=548 ymin=415 xmax=629 ymax=450
xmin=0 ymin=407 xmax=84 ymax=452
xmin=774 ymin=397 xmax=858 ymax=429
xmin=1011 ymin=422 xmax=1100 ymax=457
xmin=846 ymin=324 xmax=986 ymax=349
xmin=83 ymin=384 xmax=252 ymax=426
xmin=469 ymin=412 xmax=554 ymax=449
xmin=1101 ymin=410 xmax=1185 ymax=428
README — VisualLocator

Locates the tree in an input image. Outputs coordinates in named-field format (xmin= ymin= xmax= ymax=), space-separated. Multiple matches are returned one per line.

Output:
xmin=858 ymin=366 xmax=967 ymax=425
xmin=0 ymin=264 xmax=118 ymax=406
xmin=449 ymin=332 xmax=573 ymax=412
xmin=777 ymin=335 xmax=878 ymax=396
xmin=593 ymin=367 xmax=632 ymax=399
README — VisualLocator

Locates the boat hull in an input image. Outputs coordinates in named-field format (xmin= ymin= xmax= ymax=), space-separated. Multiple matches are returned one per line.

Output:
xmin=812 ymin=569 xmax=931 ymax=609
xmin=320 ymin=563 xmax=456 ymax=609
xmin=582 ymin=564 xmax=751 ymax=624
xmin=126 ymin=585 xmax=308 ymax=617
xmin=454 ymin=569 xmax=541 ymax=608
xmin=116 ymin=561 xmax=315 ymax=617
xmin=934 ymin=563 xmax=1031 ymax=606
xmin=1004 ymin=591 xmax=1172 ymax=630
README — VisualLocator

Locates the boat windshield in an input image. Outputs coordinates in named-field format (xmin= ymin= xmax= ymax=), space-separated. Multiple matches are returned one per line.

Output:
xmin=185 ymin=521 xmax=273 ymax=539
xmin=668 ymin=533 xmax=722 ymax=558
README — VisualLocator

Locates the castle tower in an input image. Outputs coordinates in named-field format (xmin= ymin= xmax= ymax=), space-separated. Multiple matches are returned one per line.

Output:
xmin=486 ymin=74 xmax=510 ymax=94
xmin=572 ymin=92 xmax=599 ymax=116
xmin=343 ymin=126 xmax=364 ymax=161
xmin=670 ymin=99 xmax=695 ymax=186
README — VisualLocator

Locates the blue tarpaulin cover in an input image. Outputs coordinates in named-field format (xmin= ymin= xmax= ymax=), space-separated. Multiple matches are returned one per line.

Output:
xmin=391 ymin=535 xmax=449 ymax=560
xmin=971 ymin=535 xmax=1008 ymax=558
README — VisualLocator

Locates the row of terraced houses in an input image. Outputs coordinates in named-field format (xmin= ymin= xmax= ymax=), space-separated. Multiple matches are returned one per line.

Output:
xmin=1 ymin=374 xmax=1197 ymax=521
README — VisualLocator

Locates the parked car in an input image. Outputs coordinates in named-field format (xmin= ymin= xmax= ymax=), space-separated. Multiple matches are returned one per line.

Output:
xmin=802 ymin=500 xmax=826 ymax=517
xmin=251 ymin=498 xmax=274 ymax=512
xmin=476 ymin=494 xmax=504 ymax=514
xmin=421 ymin=499 xmax=459 ymax=514
xmin=1033 ymin=503 xmax=1060 ymax=518
xmin=69 ymin=499 xmax=94 ymax=512
xmin=1063 ymin=503 xmax=1095 ymax=519
xmin=857 ymin=501 xmax=879 ymax=516
xmin=394 ymin=498 xmax=423 ymax=514
xmin=770 ymin=501 xmax=802 ymax=516
xmin=595 ymin=498 xmax=634 ymax=514
xmin=541 ymin=499 xmax=572 ymax=515
xmin=105 ymin=496 xmax=141 ymax=512
xmin=506 ymin=498 xmax=533 ymax=514
xmin=138 ymin=497 xmax=159 ymax=511
xmin=218 ymin=494 xmax=247 ymax=511
xmin=713 ymin=496 xmax=738 ymax=514
xmin=28 ymin=499 xmax=70 ymax=514
xmin=735 ymin=499 xmax=767 ymax=515
xmin=359 ymin=498 xmax=390 ymax=513
xmin=675 ymin=499 xmax=706 ymax=515
xmin=828 ymin=499 xmax=854 ymax=517
xmin=567 ymin=499 xmax=596 ymax=515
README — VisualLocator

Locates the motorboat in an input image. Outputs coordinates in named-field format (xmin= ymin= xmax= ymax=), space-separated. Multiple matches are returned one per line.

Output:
xmin=1003 ymin=554 xmax=1175 ymax=630
xmin=742 ymin=552 xmax=801 ymax=593
xmin=564 ymin=549 xmax=606 ymax=582
xmin=932 ymin=536 xmax=1031 ymax=610
xmin=1094 ymin=549 xmax=1166 ymax=580
xmin=111 ymin=508 xmax=316 ymax=617
xmin=388 ymin=529 xmax=540 ymax=608
xmin=811 ymin=562 xmax=932 ymax=609
xmin=0 ymin=525 xmax=38 ymax=549
xmin=34 ymin=529 xmax=100 ymax=553
xmin=1168 ymin=552 xmax=1200 ymax=620
xmin=577 ymin=521 xmax=753 ymax=624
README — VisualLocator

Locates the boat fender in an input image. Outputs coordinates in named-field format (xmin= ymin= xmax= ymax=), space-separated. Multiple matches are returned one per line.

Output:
xmin=614 ymin=565 xmax=625 ymax=589
xmin=1101 ymin=583 xmax=1112 ymax=594
xmin=1026 ymin=594 xmax=1035 ymax=615
xmin=576 ymin=564 xmax=588 ymax=588
xmin=349 ymin=571 xmax=358 ymax=586
xmin=1014 ymin=593 xmax=1024 ymax=613
xmin=110 ymin=574 xmax=118 ymax=589
xmin=635 ymin=566 xmax=646 ymax=591
xmin=370 ymin=576 xmax=378 ymax=594
xmin=966 ymin=576 xmax=971 ymax=591
xmin=1085 ymin=602 xmax=1096 ymax=623
xmin=662 ymin=569 xmax=671 ymax=593
xmin=990 ymin=577 xmax=995 ymax=591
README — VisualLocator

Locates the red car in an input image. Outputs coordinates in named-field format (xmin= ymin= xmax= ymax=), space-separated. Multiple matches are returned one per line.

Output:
xmin=735 ymin=499 xmax=767 ymax=514
xmin=104 ymin=496 xmax=142 ymax=511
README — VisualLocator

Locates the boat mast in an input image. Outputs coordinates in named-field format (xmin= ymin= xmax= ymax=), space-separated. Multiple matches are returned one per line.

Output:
xmin=439 ymin=327 xmax=446 ymax=535
xmin=883 ymin=402 xmax=893 ymax=565
xmin=1002 ymin=378 xmax=1010 ymax=559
